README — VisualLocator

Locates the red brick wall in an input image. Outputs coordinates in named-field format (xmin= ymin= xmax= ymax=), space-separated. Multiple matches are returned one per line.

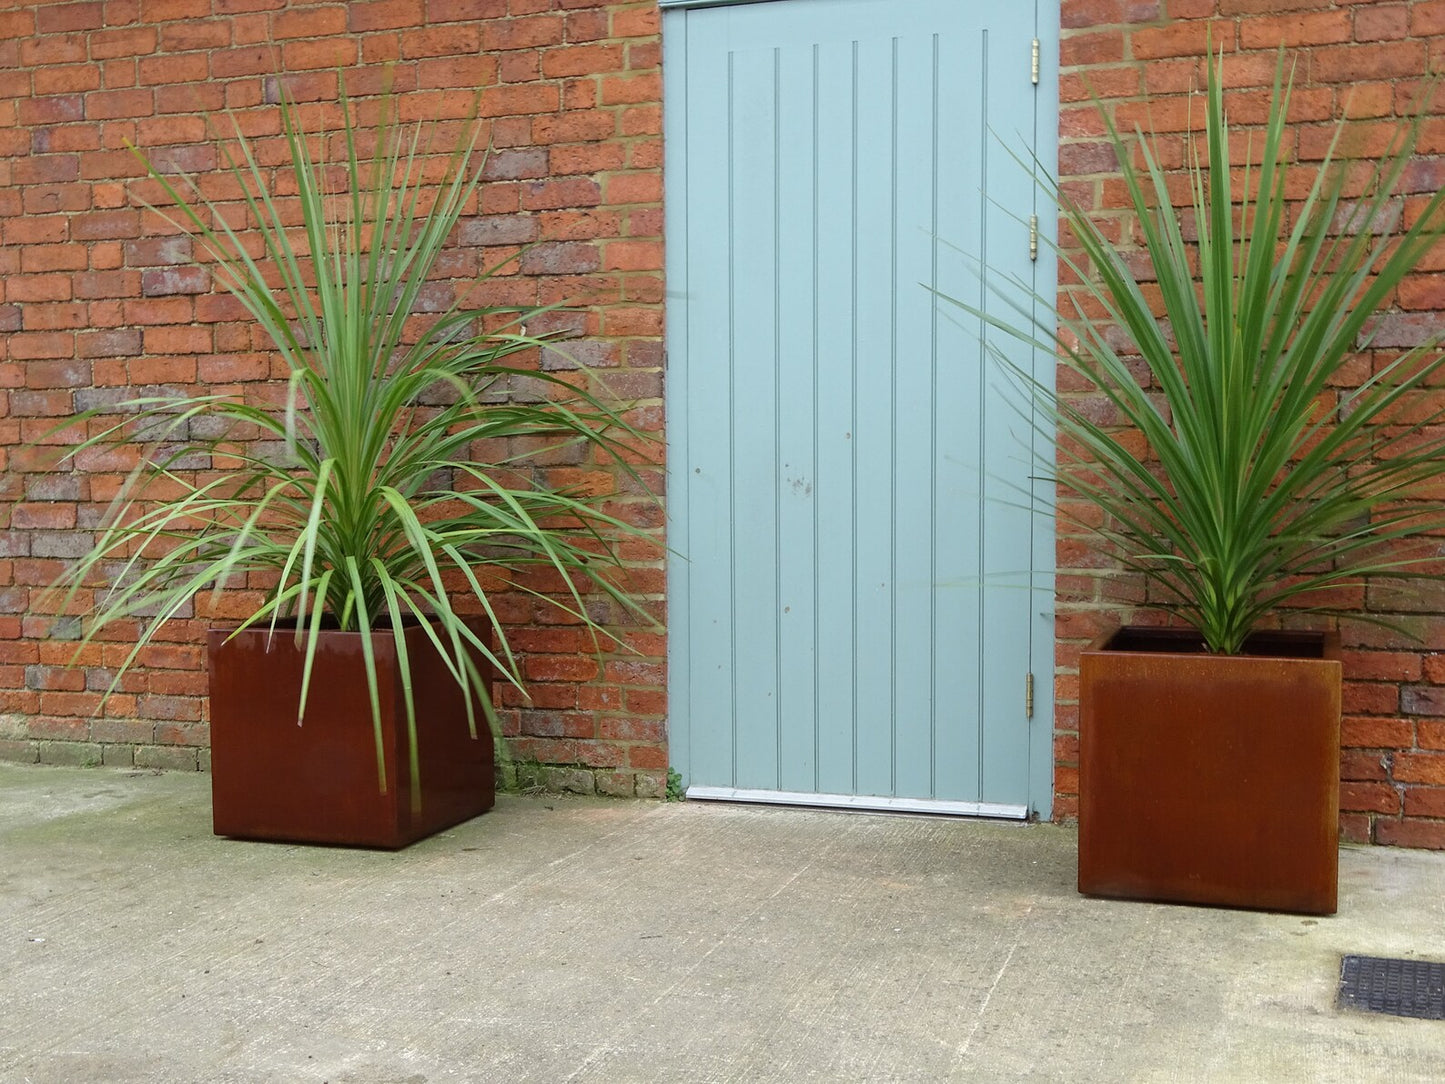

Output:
xmin=1056 ymin=1 xmax=1445 ymax=848
xmin=9 ymin=0 xmax=1445 ymax=847
xmin=0 ymin=0 xmax=668 ymax=797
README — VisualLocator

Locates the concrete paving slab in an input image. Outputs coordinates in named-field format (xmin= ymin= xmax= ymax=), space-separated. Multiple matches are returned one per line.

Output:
xmin=1 ymin=763 xmax=1443 ymax=1083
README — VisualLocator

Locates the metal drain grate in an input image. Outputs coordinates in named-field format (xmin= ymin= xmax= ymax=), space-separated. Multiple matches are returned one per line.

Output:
xmin=1338 ymin=955 xmax=1445 ymax=1020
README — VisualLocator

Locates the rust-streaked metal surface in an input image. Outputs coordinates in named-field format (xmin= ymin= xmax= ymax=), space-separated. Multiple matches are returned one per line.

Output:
xmin=1078 ymin=627 xmax=1341 ymax=915
xmin=208 ymin=623 xmax=495 ymax=849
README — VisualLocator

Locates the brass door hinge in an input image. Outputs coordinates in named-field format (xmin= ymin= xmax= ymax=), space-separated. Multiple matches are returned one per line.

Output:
xmin=1025 ymin=672 xmax=1035 ymax=718
xmin=1031 ymin=39 xmax=1040 ymax=85
xmin=1029 ymin=215 xmax=1039 ymax=261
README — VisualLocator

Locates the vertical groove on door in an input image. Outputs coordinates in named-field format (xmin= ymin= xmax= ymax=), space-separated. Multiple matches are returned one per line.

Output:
xmin=889 ymin=35 xmax=900 ymax=798
xmin=726 ymin=50 xmax=739 ymax=786
xmin=976 ymin=30 xmax=990 ymax=780
xmin=772 ymin=46 xmax=783 ymax=788
xmin=928 ymin=32 xmax=941 ymax=798
xmin=849 ymin=38 xmax=860 ymax=797
xmin=811 ymin=42 xmax=822 ymax=795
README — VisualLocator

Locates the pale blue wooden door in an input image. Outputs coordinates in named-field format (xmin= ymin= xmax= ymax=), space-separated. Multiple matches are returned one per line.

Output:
xmin=665 ymin=0 xmax=1055 ymax=816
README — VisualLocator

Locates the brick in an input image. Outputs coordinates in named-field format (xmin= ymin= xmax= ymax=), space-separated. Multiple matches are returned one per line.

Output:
xmin=20 ymin=35 xmax=85 ymax=67
xmin=91 ymin=718 xmax=156 ymax=744
xmin=76 ymin=329 xmax=143 ymax=359
xmin=141 ymin=267 xmax=209 ymax=296
xmin=71 ymin=211 xmax=142 ymax=241
xmin=1415 ymin=0 xmax=1445 ymax=36
xmin=1310 ymin=42 xmax=1429 ymax=83
xmin=0 ymin=740 xmax=39 ymax=764
xmin=611 ymin=5 xmax=659 ymax=38
xmin=38 ymin=741 xmax=103 ymax=766
xmin=458 ymin=215 xmax=539 ymax=246
xmin=100 ymin=744 xmax=137 ymax=767
xmin=13 ymin=155 xmax=82 ymax=186
xmin=21 ymin=245 xmax=88 ymax=274
xmin=198 ymin=354 xmax=270 ymax=382
xmin=1401 ymin=685 xmax=1445 ymax=716
xmin=520 ymin=242 xmax=600 ymax=275
xmin=142 ymin=326 xmax=211 ymax=355
xmin=272 ymin=5 xmax=347 ymax=39
xmin=209 ymin=46 xmax=276 ymax=78
xmin=565 ymin=9 xmax=609 ymax=44
xmin=626 ymin=744 xmax=667 ymax=771
xmin=602 ymin=241 xmax=662 ymax=272
xmin=1342 ymin=749 xmax=1389 ymax=781
xmin=349 ymin=0 xmax=425 ymax=31
xmin=155 ymin=722 xmax=208 ymax=745
xmin=1336 ymin=812 xmax=1370 ymax=844
xmin=426 ymin=0 xmax=507 ymax=20
xmin=522 ymin=177 xmax=602 ymax=210
xmin=1239 ymin=11 xmax=1352 ymax=49
xmin=37 ymin=2 xmax=105 ymax=33
xmin=281 ymin=38 xmax=359 ymax=70
xmin=619 ymin=104 xmax=661 ymax=137
xmin=157 ymin=20 xmax=231 ymax=52
xmin=1375 ymin=818 xmax=1445 ymax=850
xmin=482 ymin=147 xmax=550 ymax=181
xmin=1339 ymin=781 xmax=1402 ymax=815
xmin=398 ymin=25 xmax=481 ymax=58
xmin=533 ymin=110 xmax=615 ymax=144
xmin=1355 ymin=4 xmax=1410 ymax=42
xmin=599 ymin=716 xmax=664 ymax=743
xmin=1060 ymin=31 xmax=1126 ymax=68
xmin=123 ymin=297 xmax=192 ymax=325
xmin=595 ymin=770 xmax=634 ymax=797
xmin=1059 ymin=141 xmax=1122 ymax=176
xmin=91 ymin=26 xmax=159 ymax=59
xmin=125 ymin=237 xmax=192 ymax=268
xmin=8 ymin=276 xmax=74 ymax=304
xmin=1404 ymin=787 xmax=1445 ymax=818
xmin=605 ymin=173 xmax=661 ymax=204
xmin=1342 ymin=716 xmax=1414 ymax=748
xmin=600 ymin=72 xmax=661 ymax=106
xmin=479 ymin=83 xmax=561 ymax=117
xmin=0 ymin=10 xmax=35 ymax=38
xmin=1394 ymin=753 xmax=1445 ymax=785
xmin=523 ymin=654 xmax=600 ymax=683
xmin=541 ymin=43 xmax=624 ymax=79
xmin=28 ymin=714 xmax=89 ymax=742
xmin=482 ymin=14 xmax=562 ymax=50
xmin=1364 ymin=313 xmax=1445 ymax=350
xmin=10 ymin=334 xmax=76 ymax=361
xmin=542 ymin=766 xmax=595 ymax=794
xmin=141 ymin=0 xmax=211 ymax=17
xmin=12 ymin=505 xmax=77 ymax=531
xmin=34 ymin=65 xmax=102 ymax=97
xmin=416 ymin=55 xmax=497 ymax=90
xmin=135 ymin=744 xmax=200 ymax=770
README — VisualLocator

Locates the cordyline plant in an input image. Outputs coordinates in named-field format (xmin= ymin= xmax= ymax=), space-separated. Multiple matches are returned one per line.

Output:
xmin=48 ymin=87 xmax=651 ymax=798
xmin=948 ymin=54 xmax=1445 ymax=655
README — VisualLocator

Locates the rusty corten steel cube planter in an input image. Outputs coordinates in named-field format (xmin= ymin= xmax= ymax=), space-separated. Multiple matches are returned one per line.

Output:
xmin=208 ymin=623 xmax=495 ymax=849
xmin=1078 ymin=627 xmax=1341 ymax=915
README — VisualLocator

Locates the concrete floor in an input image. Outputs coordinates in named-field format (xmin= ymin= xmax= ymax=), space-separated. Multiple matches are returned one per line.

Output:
xmin=1 ymin=764 xmax=1443 ymax=1083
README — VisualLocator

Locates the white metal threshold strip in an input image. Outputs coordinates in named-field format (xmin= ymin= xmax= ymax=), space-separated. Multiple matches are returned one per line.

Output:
xmin=686 ymin=786 xmax=1029 ymax=820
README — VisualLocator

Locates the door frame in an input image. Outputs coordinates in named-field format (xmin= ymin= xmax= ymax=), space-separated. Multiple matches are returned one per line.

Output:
xmin=660 ymin=0 xmax=1061 ymax=819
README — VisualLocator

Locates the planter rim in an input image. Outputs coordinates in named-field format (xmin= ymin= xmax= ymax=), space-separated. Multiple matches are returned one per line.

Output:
xmin=212 ymin=616 xmax=449 ymax=635
xmin=1084 ymin=624 xmax=1341 ymax=662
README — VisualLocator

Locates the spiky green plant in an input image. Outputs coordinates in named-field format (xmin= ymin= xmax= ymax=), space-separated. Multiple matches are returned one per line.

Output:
xmin=49 ymin=87 xmax=652 ymax=801
xmin=948 ymin=54 xmax=1445 ymax=654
